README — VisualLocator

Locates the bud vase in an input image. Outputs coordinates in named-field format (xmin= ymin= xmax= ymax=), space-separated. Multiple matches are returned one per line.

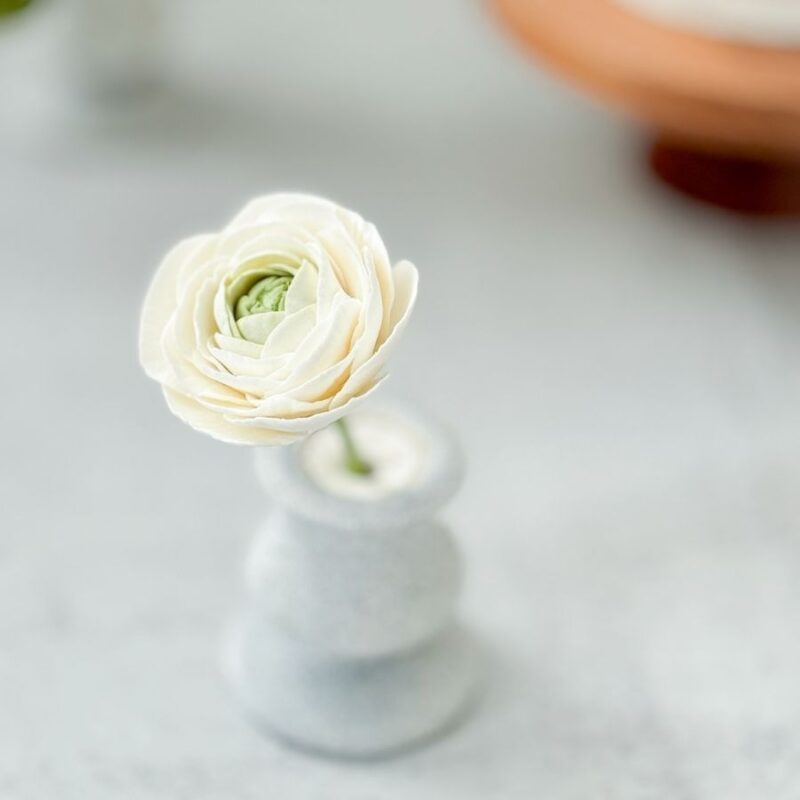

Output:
xmin=223 ymin=404 xmax=479 ymax=758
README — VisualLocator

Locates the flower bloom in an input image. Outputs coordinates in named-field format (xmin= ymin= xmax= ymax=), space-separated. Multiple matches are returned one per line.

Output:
xmin=139 ymin=194 xmax=418 ymax=445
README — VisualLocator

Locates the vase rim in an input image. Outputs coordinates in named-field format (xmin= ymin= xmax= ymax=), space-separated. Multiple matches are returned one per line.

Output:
xmin=254 ymin=399 xmax=465 ymax=530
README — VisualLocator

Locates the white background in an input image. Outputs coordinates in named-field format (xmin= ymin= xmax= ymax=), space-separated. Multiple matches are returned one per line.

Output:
xmin=2 ymin=1 xmax=800 ymax=797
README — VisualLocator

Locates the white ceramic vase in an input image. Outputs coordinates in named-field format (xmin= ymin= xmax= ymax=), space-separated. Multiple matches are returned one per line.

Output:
xmin=223 ymin=404 xmax=478 ymax=758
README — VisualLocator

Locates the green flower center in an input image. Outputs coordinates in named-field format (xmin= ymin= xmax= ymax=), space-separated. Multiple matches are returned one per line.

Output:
xmin=234 ymin=275 xmax=293 ymax=319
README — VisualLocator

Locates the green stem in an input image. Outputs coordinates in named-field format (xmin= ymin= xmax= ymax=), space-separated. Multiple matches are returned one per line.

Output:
xmin=334 ymin=418 xmax=373 ymax=476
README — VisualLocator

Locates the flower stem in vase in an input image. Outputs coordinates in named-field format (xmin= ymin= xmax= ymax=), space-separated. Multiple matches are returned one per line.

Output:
xmin=334 ymin=417 xmax=373 ymax=476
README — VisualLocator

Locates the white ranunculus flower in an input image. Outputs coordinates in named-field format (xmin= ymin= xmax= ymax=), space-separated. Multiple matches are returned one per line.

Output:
xmin=139 ymin=194 xmax=418 ymax=445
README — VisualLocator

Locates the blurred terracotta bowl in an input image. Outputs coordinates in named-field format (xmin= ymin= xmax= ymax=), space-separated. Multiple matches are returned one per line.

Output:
xmin=490 ymin=0 xmax=800 ymax=215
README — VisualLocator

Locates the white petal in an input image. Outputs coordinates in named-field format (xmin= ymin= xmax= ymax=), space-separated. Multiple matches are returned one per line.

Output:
xmin=193 ymin=349 xmax=296 ymax=395
xmin=361 ymin=223 xmax=396 ymax=345
xmin=213 ymin=281 xmax=237 ymax=337
xmin=236 ymin=311 xmax=285 ymax=345
xmin=232 ymin=379 xmax=384 ymax=434
xmin=225 ymin=193 xmax=339 ymax=231
xmin=284 ymin=260 xmax=318 ymax=313
xmin=387 ymin=259 xmax=419 ymax=330
xmin=264 ymin=304 xmax=316 ymax=356
xmin=315 ymin=251 xmax=345 ymax=317
xmin=280 ymin=293 xmax=360 ymax=388
xmin=160 ymin=319 xmax=244 ymax=405
xmin=172 ymin=270 xmax=215 ymax=360
xmin=214 ymin=333 xmax=262 ymax=358
xmin=318 ymin=221 xmax=365 ymax=297
xmin=331 ymin=260 xmax=418 ymax=407
xmin=283 ymin=356 xmax=354 ymax=403
xmin=139 ymin=235 xmax=215 ymax=383
xmin=345 ymin=248 xmax=383 ymax=373
xmin=245 ymin=396 xmax=332 ymax=419
xmin=164 ymin=387 xmax=299 ymax=446
xmin=206 ymin=347 xmax=292 ymax=381
xmin=329 ymin=352 xmax=386 ymax=410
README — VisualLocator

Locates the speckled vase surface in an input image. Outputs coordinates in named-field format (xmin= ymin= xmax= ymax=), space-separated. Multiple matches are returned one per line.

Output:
xmin=223 ymin=404 xmax=479 ymax=758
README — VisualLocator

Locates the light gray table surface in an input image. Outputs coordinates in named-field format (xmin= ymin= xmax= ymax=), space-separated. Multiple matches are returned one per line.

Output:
xmin=2 ymin=1 xmax=800 ymax=797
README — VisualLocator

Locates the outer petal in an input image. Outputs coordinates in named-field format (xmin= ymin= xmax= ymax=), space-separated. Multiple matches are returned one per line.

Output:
xmin=225 ymin=193 xmax=340 ymax=231
xmin=139 ymin=235 xmax=215 ymax=383
xmin=386 ymin=260 xmax=419 ymax=330
xmin=330 ymin=260 xmax=418 ymax=407
xmin=345 ymin=248 xmax=384 ymax=373
xmin=163 ymin=387 xmax=300 ymax=446
xmin=232 ymin=378 xmax=385 ymax=434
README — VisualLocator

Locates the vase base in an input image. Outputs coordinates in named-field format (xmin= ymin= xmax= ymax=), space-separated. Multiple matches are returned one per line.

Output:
xmin=223 ymin=616 xmax=480 ymax=758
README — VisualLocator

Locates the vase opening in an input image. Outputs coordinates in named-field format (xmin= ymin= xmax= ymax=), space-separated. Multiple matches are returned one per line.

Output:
xmin=301 ymin=407 xmax=433 ymax=501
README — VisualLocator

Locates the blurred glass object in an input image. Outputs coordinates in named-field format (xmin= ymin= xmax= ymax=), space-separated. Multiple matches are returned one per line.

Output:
xmin=0 ymin=0 xmax=164 ymax=153
xmin=68 ymin=0 xmax=162 ymax=100
xmin=490 ymin=0 xmax=800 ymax=216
